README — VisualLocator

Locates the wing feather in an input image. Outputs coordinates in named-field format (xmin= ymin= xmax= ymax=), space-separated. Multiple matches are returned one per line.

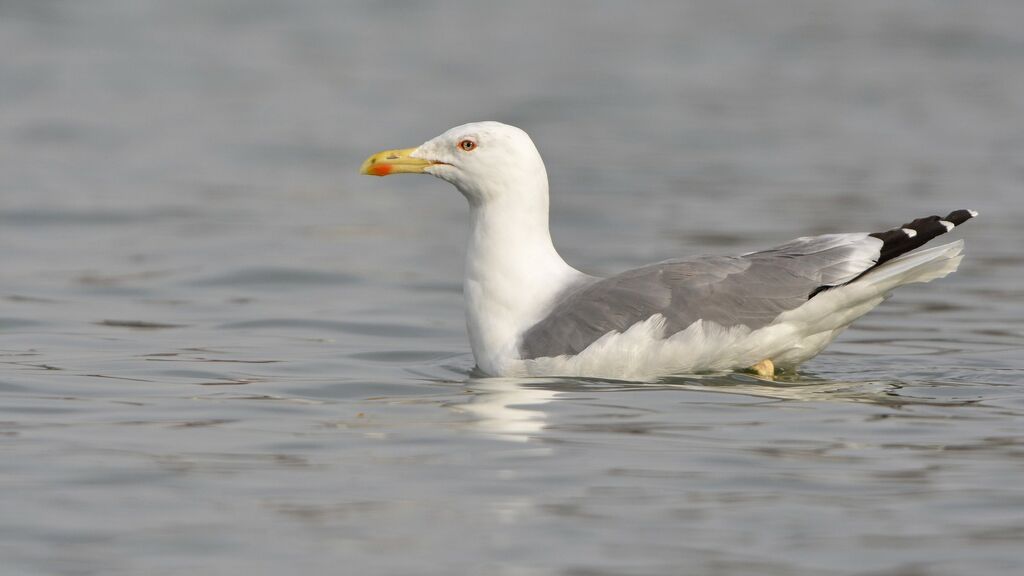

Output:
xmin=519 ymin=233 xmax=882 ymax=359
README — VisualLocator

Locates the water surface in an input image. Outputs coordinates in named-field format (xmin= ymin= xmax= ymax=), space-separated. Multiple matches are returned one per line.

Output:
xmin=2 ymin=1 xmax=1023 ymax=574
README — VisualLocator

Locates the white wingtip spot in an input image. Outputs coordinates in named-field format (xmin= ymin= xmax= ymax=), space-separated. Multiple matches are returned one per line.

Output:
xmin=901 ymin=228 xmax=917 ymax=238
xmin=968 ymin=209 xmax=979 ymax=217
xmin=939 ymin=220 xmax=954 ymax=232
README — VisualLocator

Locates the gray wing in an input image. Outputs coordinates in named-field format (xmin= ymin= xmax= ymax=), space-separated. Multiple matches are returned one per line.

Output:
xmin=519 ymin=233 xmax=883 ymax=359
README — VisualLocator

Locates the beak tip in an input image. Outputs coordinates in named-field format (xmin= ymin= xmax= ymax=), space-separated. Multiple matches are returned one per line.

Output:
xmin=360 ymin=161 xmax=392 ymax=176
xmin=359 ymin=156 xmax=381 ymax=176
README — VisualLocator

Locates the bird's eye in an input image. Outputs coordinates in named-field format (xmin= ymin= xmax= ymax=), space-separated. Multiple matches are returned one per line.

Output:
xmin=458 ymin=139 xmax=477 ymax=151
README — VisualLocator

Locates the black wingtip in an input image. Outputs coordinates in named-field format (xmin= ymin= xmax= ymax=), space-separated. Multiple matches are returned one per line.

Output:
xmin=869 ymin=208 xmax=977 ymax=268
xmin=945 ymin=209 xmax=979 ymax=226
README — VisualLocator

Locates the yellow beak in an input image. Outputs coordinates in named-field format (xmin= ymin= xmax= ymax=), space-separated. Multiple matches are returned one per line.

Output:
xmin=360 ymin=147 xmax=433 ymax=177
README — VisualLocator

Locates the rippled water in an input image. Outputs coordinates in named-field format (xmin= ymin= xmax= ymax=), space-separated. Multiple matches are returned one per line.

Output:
xmin=2 ymin=1 xmax=1024 ymax=574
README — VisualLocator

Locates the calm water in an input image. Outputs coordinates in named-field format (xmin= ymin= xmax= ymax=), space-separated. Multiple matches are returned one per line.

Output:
xmin=2 ymin=1 xmax=1024 ymax=574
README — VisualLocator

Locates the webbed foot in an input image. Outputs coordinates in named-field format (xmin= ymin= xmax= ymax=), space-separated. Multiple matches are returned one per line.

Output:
xmin=751 ymin=359 xmax=775 ymax=380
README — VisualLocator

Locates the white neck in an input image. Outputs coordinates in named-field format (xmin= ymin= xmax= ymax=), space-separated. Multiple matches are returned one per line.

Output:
xmin=462 ymin=194 xmax=583 ymax=375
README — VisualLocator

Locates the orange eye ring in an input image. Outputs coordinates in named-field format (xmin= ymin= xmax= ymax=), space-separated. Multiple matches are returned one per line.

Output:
xmin=458 ymin=139 xmax=477 ymax=151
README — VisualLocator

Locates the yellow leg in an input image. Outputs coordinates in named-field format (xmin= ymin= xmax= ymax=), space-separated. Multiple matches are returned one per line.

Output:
xmin=751 ymin=359 xmax=775 ymax=379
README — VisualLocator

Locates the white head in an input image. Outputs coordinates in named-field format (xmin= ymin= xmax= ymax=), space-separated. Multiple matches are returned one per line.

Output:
xmin=361 ymin=121 xmax=549 ymax=208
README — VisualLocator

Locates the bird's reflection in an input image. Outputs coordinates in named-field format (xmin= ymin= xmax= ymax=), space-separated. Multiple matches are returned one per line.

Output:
xmin=456 ymin=370 xmax=968 ymax=442
xmin=458 ymin=377 xmax=563 ymax=441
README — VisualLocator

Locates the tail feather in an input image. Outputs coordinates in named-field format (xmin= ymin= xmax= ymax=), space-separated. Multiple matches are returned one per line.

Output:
xmin=858 ymin=239 xmax=964 ymax=289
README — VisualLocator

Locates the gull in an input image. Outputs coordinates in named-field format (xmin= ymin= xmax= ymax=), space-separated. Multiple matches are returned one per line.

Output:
xmin=361 ymin=121 xmax=975 ymax=381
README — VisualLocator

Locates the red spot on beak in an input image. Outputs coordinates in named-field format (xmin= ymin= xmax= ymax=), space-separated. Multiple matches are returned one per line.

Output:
xmin=369 ymin=163 xmax=392 ymax=176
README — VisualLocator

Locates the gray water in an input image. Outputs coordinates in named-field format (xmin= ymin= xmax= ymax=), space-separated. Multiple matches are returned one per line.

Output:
xmin=2 ymin=1 xmax=1024 ymax=574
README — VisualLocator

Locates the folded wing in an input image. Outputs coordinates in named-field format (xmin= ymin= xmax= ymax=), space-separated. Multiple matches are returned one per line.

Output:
xmin=519 ymin=209 xmax=976 ymax=360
